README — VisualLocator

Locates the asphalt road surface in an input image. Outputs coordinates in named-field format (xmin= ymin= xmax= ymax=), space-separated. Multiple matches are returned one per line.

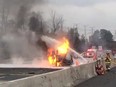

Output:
xmin=0 ymin=68 xmax=60 ymax=83
xmin=75 ymin=67 xmax=116 ymax=87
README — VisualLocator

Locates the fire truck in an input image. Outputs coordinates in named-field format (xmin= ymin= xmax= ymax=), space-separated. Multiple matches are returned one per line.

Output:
xmin=84 ymin=49 xmax=97 ymax=60
xmin=82 ymin=47 xmax=105 ymax=62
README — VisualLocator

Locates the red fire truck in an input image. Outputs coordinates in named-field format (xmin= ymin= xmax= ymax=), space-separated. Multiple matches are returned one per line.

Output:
xmin=84 ymin=49 xmax=97 ymax=60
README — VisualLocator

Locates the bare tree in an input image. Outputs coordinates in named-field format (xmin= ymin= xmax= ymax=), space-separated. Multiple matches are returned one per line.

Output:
xmin=50 ymin=11 xmax=64 ymax=33
xmin=1 ymin=0 xmax=10 ymax=32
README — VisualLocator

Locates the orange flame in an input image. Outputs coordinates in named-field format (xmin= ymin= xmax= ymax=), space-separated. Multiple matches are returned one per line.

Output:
xmin=48 ymin=37 xmax=70 ymax=66
xmin=57 ymin=38 xmax=69 ymax=54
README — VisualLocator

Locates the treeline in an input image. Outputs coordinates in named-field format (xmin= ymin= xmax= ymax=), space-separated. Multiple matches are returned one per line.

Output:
xmin=67 ymin=28 xmax=115 ymax=53
xmin=0 ymin=3 xmax=115 ymax=58
xmin=89 ymin=29 xmax=114 ymax=49
xmin=67 ymin=28 xmax=87 ymax=53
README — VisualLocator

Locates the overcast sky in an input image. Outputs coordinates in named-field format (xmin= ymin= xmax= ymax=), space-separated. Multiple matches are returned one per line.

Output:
xmin=33 ymin=0 xmax=116 ymax=36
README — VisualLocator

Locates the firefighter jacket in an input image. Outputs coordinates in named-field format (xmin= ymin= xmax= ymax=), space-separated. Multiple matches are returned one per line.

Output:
xmin=105 ymin=57 xmax=111 ymax=63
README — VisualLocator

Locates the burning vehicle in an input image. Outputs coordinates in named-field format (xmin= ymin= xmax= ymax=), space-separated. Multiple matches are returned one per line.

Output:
xmin=47 ymin=37 xmax=73 ymax=67
xmin=41 ymin=36 xmax=87 ymax=67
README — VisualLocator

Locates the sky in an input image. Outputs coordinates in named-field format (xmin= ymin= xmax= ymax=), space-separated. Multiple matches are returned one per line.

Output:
xmin=32 ymin=0 xmax=116 ymax=36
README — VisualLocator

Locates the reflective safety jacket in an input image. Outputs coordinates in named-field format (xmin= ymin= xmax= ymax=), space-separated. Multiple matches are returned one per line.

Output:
xmin=105 ymin=57 xmax=111 ymax=63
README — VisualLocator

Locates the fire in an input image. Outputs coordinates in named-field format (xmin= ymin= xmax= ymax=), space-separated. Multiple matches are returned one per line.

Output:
xmin=57 ymin=38 xmax=69 ymax=54
xmin=47 ymin=37 xmax=70 ymax=66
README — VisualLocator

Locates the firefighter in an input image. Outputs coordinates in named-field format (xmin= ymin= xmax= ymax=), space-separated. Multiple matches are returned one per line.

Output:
xmin=105 ymin=53 xmax=112 ymax=71
xmin=95 ymin=60 xmax=105 ymax=75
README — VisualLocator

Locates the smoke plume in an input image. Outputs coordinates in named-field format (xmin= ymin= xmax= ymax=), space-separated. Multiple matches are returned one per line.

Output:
xmin=0 ymin=0 xmax=45 ymax=16
xmin=0 ymin=0 xmax=48 ymax=65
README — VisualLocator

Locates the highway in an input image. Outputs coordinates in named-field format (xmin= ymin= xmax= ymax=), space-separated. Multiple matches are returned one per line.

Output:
xmin=0 ymin=68 xmax=59 ymax=83
xmin=75 ymin=67 xmax=116 ymax=87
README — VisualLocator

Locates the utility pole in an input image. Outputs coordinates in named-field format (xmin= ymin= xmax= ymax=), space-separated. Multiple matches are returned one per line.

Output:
xmin=1 ymin=4 xmax=5 ymax=30
xmin=115 ymin=30 xmax=116 ymax=36
xmin=84 ymin=25 xmax=88 ymax=46
xmin=84 ymin=25 xmax=87 ymax=39
xmin=75 ymin=24 xmax=78 ymax=30
xmin=1 ymin=0 xmax=9 ymax=33
xmin=89 ymin=27 xmax=94 ymax=35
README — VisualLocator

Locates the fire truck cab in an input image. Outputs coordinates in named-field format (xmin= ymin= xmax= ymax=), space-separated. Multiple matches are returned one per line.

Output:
xmin=83 ymin=48 xmax=97 ymax=61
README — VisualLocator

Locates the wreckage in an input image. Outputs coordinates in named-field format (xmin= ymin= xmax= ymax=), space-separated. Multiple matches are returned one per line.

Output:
xmin=47 ymin=37 xmax=73 ymax=67
xmin=40 ymin=36 xmax=87 ymax=67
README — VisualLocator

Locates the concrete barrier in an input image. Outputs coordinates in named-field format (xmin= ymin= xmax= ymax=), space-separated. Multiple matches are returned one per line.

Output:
xmin=0 ymin=62 xmax=97 ymax=87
